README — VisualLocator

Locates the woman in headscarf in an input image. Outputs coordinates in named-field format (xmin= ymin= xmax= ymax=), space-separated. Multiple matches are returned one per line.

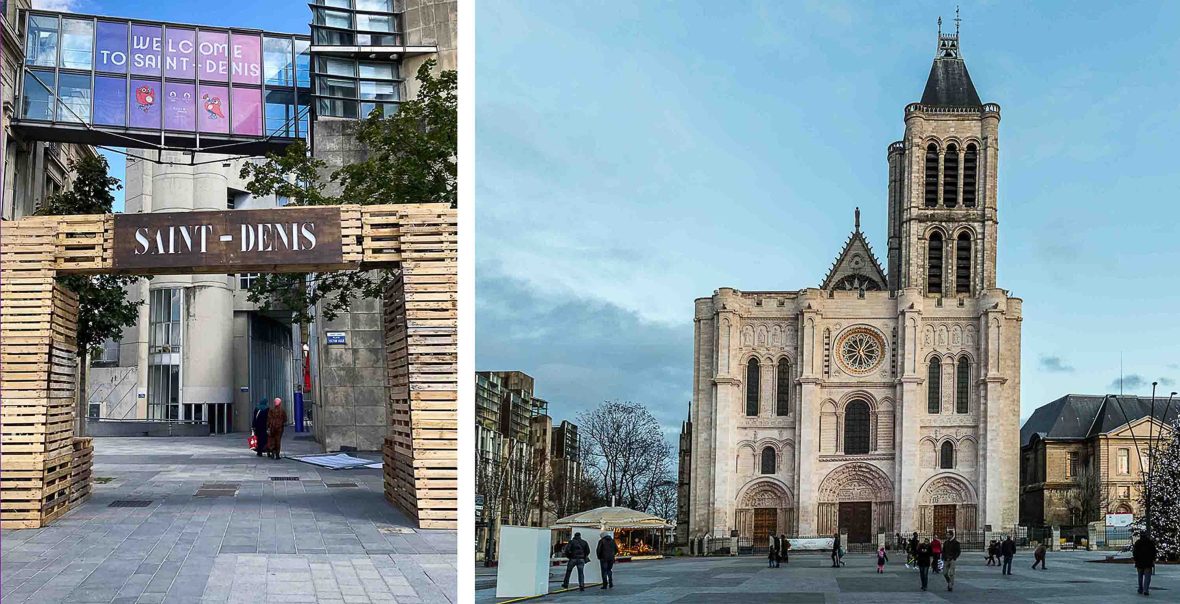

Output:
xmin=251 ymin=398 xmax=269 ymax=457
xmin=266 ymin=398 xmax=287 ymax=459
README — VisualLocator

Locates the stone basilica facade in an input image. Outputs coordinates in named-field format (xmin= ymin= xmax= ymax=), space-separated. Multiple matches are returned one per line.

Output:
xmin=682 ymin=29 xmax=1021 ymax=543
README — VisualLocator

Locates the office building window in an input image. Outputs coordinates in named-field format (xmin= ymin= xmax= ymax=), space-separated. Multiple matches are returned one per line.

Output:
xmin=22 ymin=69 xmax=56 ymax=120
xmin=1067 ymin=451 xmax=1079 ymax=479
xmin=60 ymin=18 xmax=94 ymax=69
xmin=147 ymin=288 xmax=182 ymax=420
xmin=1118 ymin=448 xmax=1130 ymax=475
xmin=239 ymin=273 xmax=260 ymax=290
xmin=26 ymin=15 xmax=58 ymax=67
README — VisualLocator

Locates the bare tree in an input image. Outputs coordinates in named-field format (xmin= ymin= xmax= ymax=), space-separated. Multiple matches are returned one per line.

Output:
xmin=578 ymin=400 xmax=674 ymax=514
xmin=649 ymin=479 xmax=678 ymax=523
xmin=503 ymin=444 xmax=550 ymax=526
xmin=1066 ymin=454 xmax=1109 ymax=525
xmin=476 ymin=451 xmax=509 ymax=564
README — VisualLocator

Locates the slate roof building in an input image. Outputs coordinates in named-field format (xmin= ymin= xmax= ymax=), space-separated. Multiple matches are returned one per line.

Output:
xmin=682 ymin=22 xmax=1022 ymax=545
xmin=1020 ymin=394 xmax=1179 ymax=526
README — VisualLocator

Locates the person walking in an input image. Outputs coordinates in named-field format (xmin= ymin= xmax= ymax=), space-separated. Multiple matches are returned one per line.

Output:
xmin=596 ymin=533 xmax=617 ymax=589
xmin=916 ymin=539 xmax=933 ymax=591
xmin=942 ymin=530 xmax=961 ymax=592
xmin=769 ymin=534 xmax=780 ymax=568
xmin=1032 ymin=543 xmax=1047 ymax=570
xmin=908 ymin=532 xmax=920 ymax=569
xmin=1001 ymin=535 xmax=1016 ymax=575
xmin=1133 ymin=531 xmax=1158 ymax=596
xmin=250 ymin=399 xmax=269 ymax=457
xmin=931 ymin=535 xmax=943 ymax=574
xmin=780 ymin=535 xmax=790 ymax=565
xmin=876 ymin=545 xmax=889 ymax=573
xmin=986 ymin=540 xmax=997 ymax=566
xmin=561 ymin=532 xmax=590 ymax=591
xmin=831 ymin=533 xmax=841 ymax=568
xmin=266 ymin=398 xmax=287 ymax=459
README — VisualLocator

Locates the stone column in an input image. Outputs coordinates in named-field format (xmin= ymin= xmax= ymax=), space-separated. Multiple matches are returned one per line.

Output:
xmin=795 ymin=302 xmax=822 ymax=534
xmin=895 ymin=291 xmax=923 ymax=532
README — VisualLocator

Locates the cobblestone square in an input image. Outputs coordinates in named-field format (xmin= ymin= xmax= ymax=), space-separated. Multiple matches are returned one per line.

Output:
xmin=1 ymin=434 xmax=456 ymax=604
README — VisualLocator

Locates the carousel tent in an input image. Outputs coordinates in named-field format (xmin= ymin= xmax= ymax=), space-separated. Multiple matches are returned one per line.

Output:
xmin=552 ymin=506 xmax=673 ymax=530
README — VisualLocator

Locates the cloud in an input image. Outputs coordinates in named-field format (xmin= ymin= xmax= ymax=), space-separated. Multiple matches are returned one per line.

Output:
xmin=33 ymin=0 xmax=77 ymax=10
xmin=476 ymin=264 xmax=693 ymax=440
xmin=1159 ymin=377 xmax=1176 ymax=387
xmin=1110 ymin=374 xmax=1147 ymax=391
xmin=1038 ymin=355 xmax=1074 ymax=373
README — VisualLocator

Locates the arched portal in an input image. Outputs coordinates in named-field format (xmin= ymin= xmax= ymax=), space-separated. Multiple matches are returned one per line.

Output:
xmin=817 ymin=462 xmax=894 ymax=542
xmin=734 ymin=479 xmax=796 ymax=541
xmin=917 ymin=473 xmax=979 ymax=535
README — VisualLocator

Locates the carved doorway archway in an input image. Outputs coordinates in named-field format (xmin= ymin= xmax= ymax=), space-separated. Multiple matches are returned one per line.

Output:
xmin=817 ymin=462 xmax=895 ymax=540
xmin=917 ymin=474 xmax=978 ymax=534
xmin=735 ymin=479 xmax=795 ymax=540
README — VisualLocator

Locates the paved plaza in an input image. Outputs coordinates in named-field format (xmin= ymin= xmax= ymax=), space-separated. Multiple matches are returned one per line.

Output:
xmin=475 ymin=550 xmax=1175 ymax=603
xmin=1 ymin=433 xmax=456 ymax=604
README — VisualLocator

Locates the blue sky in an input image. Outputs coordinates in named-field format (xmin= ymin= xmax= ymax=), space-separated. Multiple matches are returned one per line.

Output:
xmin=48 ymin=0 xmax=310 ymax=211
xmin=476 ymin=0 xmax=1180 ymax=437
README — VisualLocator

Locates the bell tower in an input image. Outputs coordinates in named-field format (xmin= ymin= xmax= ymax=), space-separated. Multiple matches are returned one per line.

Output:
xmin=886 ymin=14 xmax=1000 ymax=297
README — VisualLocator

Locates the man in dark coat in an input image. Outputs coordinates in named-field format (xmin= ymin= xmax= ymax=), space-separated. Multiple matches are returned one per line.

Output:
xmin=779 ymin=534 xmax=790 ymax=565
xmin=831 ymin=532 xmax=841 ymax=567
xmin=251 ymin=399 xmax=269 ymax=456
xmin=266 ymin=398 xmax=288 ymax=459
xmin=916 ymin=539 xmax=933 ymax=591
xmin=1133 ymin=532 xmax=1158 ymax=596
xmin=561 ymin=532 xmax=590 ymax=591
xmin=942 ymin=530 xmax=962 ymax=591
xmin=596 ymin=533 xmax=618 ymax=589
xmin=1001 ymin=535 xmax=1016 ymax=575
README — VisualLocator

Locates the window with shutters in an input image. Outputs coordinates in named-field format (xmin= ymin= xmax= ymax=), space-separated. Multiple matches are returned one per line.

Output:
xmin=844 ymin=401 xmax=871 ymax=455
xmin=963 ymin=144 xmax=978 ymax=206
xmin=924 ymin=143 xmax=939 ymax=207
xmin=943 ymin=143 xmax=959 ymax=207
xmin=956 ymin=232 xmax=972 ymax=295
xmin=928 ymin=232 xmax=943 ymax=295
xmin=745 ymin=359 xmax=760 ymax=416
xmin=928 ymin=357 xmax=941 ymax=414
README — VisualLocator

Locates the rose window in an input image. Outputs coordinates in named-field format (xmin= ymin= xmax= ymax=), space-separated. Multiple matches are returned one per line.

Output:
xmin=837 ymin=328 xmax=885 ymax=374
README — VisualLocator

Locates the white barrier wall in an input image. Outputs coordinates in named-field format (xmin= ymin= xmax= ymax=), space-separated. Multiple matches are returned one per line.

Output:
xmin=496 ymin=526 xmax=550 ymax=598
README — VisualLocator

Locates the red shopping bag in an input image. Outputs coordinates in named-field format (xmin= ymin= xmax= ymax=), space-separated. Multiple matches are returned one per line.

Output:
xmin=248 ymin=433 xmax=258 ymax=450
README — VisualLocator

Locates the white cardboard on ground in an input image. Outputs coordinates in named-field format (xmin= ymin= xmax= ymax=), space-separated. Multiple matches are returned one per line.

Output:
xmin=496 ymin=526 xmax=550 ymax=598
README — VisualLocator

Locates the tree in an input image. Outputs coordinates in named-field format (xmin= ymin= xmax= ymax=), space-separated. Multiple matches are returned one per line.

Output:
xmin=238 ymin=60 xmax=457 ymax=323
xmin=1065 ymin=456 xmax=1108 ymax=525
xmin=1134 ymin=417 xmax=1180 ymax=557
xmin=503 ymin=444 xmax=550 ymax=527
xmin=475 ymin=450 xmax=509 ymax=565
xmin=577 ymin=400 xmax=674 ymax=515
xmin=37 ymin=154 xmax=143 ymax=351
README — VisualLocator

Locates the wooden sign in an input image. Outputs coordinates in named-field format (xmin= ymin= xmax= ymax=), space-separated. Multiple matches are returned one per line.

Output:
xmin=112 ymin=207 xmax=343 ymax=271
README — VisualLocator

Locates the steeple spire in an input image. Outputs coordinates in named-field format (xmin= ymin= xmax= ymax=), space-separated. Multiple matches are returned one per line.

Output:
xmin=920 ymin=8 xmax=981 ymax=107
xmin=854 ymin=207 xmax=860 ymax=233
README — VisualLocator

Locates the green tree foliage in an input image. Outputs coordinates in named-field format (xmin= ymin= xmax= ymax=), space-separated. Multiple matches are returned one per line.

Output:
xmin=239 ymin=60 xmax=457 ymax=323
xmin=37 ymin=154 xmax=143 ymax=356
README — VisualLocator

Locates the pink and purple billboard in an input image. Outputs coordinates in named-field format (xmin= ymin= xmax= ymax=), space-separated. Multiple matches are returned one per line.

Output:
xmin=18 ymin=11 xmax=308 ymax=151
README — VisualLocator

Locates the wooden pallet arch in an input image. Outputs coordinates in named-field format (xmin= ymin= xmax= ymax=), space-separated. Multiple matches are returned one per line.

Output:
xmin=0 ymin=203 xmax=457 ymax=529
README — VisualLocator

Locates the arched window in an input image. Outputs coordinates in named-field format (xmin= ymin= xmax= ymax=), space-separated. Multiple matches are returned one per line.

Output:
xmin=955 ymin=232 xmax=972 ymax=295
xmin=940 ymin=441 xmax=955 ymax=469
xmin=928 ymin=357 xmax=941 ymax=414
xmin=956 ymin=357 xmax=970 ymax=413
xmin=943 ymin=143 xmax=959 ymax=207
xmin=745 ymin=359 xmax=760 ymax=416
xmin=963 ymin=143 xmax=978 ymax=207
xmin=927 ymin=232 xmax=943 ymax=295
xmin=760 ymin=446 xmax=776 ymax=474
xmin=844 ymin=400 xmax=871 ymax=455
xmin=924 ymin=143 xmax=939 ymax=207
xmin=775 ymin=358 xmax=791 ymax=416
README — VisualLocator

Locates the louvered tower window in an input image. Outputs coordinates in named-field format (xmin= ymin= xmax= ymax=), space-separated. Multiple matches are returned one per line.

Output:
xmin=745 ymin=359 xmax=760 ymax=416
xmin=955 ymin=232 xmax=972 ymax=295
xmin=928 ymin=357 xmax=941 ymax=414
xmin=927 ymin=232 xmax=943 ymax=295
xmin=943 ymin=143 xmax=959 ymax=207
xmin=924 ymin=143 xmax=939 ymax=207
xmin=963 ymin=144 xmax=978 ymax=207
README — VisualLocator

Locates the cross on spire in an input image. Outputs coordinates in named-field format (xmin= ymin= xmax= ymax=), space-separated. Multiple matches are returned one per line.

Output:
xmin=955 ymin=6 xmax=961 ymax=36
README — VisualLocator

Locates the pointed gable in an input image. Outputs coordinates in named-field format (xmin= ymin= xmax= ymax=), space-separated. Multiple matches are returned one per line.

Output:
xmin=821 ymin=229 xmax=887 ymax=292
